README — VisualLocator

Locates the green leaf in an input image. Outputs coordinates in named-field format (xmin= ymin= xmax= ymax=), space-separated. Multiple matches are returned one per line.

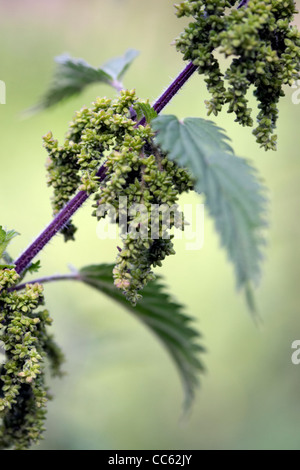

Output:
xmin=134 ymin=102 xmax=158 ymax=123
xmin=25 ymin=260 xmax=41 ymax=275
xmin=28 ymin=49 xmax=139 ymax=113
xmin=18 ymin=260 xmax=42 ymax=282
xmin=0 ymin=226 xmax=19 ymax=260
xmin=0 ymin=265 xmax=15 ymax=270
xmin=79 ymin=263 xmax=205 ymax=410
xmin=152 ymin=115 xmax=267 ymax=308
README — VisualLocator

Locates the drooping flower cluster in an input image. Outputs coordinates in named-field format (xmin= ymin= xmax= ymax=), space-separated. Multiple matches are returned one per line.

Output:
xmin=43 ymin=90 xmax=194 ymax=304
xmin=95 ymin=142 xmax=193 ymax=305
xmin=175 ymin=0 xmax=300 ymax=150
xmin=0 ymin=269 xmax=64 ymax=450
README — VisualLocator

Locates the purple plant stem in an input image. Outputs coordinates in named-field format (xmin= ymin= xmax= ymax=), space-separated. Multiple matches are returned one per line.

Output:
xmin=8 ymin=273 xmax=80 ymax=292
xmin=237 ymin=0 xmax=249 ymax=8
xmin=14 ymin=61 xmax=197 ymax=275
xmin=15 ymin=165 xmax=107 ymax=274
xmin=138 ymin=62 xmax=197 ymax=127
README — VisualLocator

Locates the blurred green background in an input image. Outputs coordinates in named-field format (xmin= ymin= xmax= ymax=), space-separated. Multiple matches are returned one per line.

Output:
xmin=1 ymin=0 xmax=300 ymax=450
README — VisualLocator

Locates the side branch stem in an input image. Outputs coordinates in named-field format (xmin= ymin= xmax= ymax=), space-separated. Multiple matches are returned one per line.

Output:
xmin=8 ymin=273 xmax=80 ymax=292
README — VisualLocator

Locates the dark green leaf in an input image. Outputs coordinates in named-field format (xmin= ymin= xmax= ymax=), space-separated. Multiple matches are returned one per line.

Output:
xmin=152 ymin=115 xmax=267 ymax=309
xmin=28 ymin=49 xmax=139 ymax=113
xmin=79 ymin=263 xmax=205 ymax=409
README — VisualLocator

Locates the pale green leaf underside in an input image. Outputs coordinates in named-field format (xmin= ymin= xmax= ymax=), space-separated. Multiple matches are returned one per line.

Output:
xmin=79 ymin=264 xmax=205 ymax=410
xmin=152 ymin=115 xmax=267 ymax=304
xmin=100 ymin=49 xmax=139 ymax=81
xmin=28 ymin=49 xmax=139 ymax=113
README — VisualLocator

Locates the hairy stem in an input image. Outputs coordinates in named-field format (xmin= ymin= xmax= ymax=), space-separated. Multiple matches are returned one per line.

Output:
xmin=14 ymin=61 xmax=197 ymax=275
xmin=15 ymin=165 xmax=106 ymax=274
xmin=8 ymin=273 xmax=80 ymax=292
xmin=138 ymin=62 xmax=197 ymax=126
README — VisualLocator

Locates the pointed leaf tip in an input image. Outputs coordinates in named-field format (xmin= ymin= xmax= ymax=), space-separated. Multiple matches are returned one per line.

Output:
xmin=79 ymin=263 xmax=205 ymax=410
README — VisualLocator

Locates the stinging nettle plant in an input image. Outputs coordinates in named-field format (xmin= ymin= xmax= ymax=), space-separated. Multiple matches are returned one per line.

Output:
xmin=1 ymin=0 xmax=300 ymax=449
